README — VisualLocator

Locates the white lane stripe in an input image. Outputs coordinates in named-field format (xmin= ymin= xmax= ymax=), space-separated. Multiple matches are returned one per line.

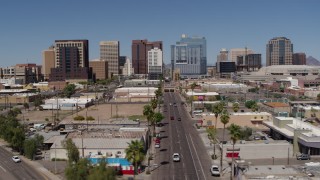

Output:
xmin=185 ymin=134 xmax=200 ymax=180
xmin=0 ymin=165 xmax=7 ymax=172
xmin=189 ymin=134 xmax=207 ymax=180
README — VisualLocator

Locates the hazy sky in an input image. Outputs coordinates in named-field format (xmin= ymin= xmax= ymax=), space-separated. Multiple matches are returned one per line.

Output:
xmin=0 ymin=0 xmax=319 ymax=67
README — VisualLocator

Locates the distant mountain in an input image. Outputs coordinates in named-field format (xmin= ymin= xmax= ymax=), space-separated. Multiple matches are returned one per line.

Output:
xmin=306 ymin=56 xmax=320 ymax=66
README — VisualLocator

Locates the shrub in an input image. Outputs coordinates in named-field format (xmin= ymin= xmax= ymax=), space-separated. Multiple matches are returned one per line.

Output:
xmin=74 ymin=115 xmax=85 ymax=121
xmin=45 ymin=118 xmax=49 ymax=121
xmin=86 ymin=116 xmax=95 ymax=121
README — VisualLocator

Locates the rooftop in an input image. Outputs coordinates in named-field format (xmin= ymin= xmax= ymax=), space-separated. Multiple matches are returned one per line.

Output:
xmin=264 ymin=102 xmax=289 ymax=108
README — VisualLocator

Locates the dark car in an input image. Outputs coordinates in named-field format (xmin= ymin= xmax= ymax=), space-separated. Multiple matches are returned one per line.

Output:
xmin=296 ymin=153 xmax=310 ymax=160
xmin=170 ymin=116 xmax=174 ymax=120
xmin=178 ymin=117 xmax=181 ymax=121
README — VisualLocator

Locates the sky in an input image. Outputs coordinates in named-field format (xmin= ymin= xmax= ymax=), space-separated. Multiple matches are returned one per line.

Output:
xmin=0 ymin=0 xmax=319 ymax=67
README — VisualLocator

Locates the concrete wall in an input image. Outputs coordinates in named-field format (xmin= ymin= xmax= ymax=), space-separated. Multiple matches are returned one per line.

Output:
xmin=223 ymin=142 xmax=293 ymax=159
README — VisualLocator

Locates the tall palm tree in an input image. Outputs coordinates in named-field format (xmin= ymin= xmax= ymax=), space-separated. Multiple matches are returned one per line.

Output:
xmin=220 ymin=109 xmax=230 ymax=174
xmin=152 ymin=112 xmax=164 ymax=136
xmin=232 ymin=102 xmax=239 ymax=113
xmin=150 ymin=98 xmax=158 ymax=111
xmin=143 ymin=104 xmax=154 ymax=146
xmin=228 ymin=124 xmax=241 ymax=180
xmin=206 ymin=128 xmax=217 ymax=159
xmin=125 ymin=140 xmax=145 ymax=178
xmin=211 ymin=102 xmax=224 ymax=157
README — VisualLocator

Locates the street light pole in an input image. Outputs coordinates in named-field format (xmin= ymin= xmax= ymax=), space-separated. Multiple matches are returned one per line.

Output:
xmin=55 ymin=143 xmax=57 ymax=174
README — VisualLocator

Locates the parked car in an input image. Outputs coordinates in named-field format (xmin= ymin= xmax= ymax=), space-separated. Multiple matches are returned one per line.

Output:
xmin=210 ymin=165 xmax=220 ymax=176
xmin=172 ymin=153 xmax=180 ymax=162
xmin=155 ymin=138 xmax=161 ymax=144
xmin=170 ymin=116 xmax=174 ymax=120
xmin=178 ymin=117 xmax=181 ymax=121
xmin=155 ymin=143 xmax=160 ymax=148
xmin=296 ymin=153 xmax=310 ymax=160
xmin=12 ymin=156 xmax=21 ymax=163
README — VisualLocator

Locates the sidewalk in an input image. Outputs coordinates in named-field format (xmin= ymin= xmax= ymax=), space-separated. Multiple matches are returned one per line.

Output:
xmin=0 ymin=139 xmax=61 ymax=180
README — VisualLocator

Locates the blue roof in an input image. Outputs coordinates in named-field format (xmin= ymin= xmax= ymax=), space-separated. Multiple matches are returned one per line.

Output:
xmin=88 ymin=158 xmax=132 ymax=166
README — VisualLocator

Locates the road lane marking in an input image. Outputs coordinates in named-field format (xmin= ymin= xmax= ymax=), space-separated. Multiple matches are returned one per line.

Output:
xmin=185 ymin=134 xmax=200 ymax=180
xmin=0 ymin=165 xmax=7 ymax=172
xmin=189 ymin=134 xmax=207 ymax=180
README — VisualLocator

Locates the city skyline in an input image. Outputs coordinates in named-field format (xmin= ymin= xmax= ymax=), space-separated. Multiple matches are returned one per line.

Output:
xmin=0 ymin=0 xmax=319 ymax=67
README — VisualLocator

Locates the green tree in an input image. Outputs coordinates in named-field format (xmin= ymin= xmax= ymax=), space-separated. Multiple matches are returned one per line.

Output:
xmin=63 ymin=84 xmax=76 ymax=98
xmin=232 ymin=102 xmax=239 ymax=113
xmin=34 ymin=98 xmax=43 ymax=109
xmin=11 ymin=127 xmax=25 ymax=152
xmin=23 ymin=103 xmax=29 ymax=111
xmin=251 ymin=103 xmax=258 ymax=112
xmin=317 ymin=93 xmax=320 ymax=101
xmin=190 ymin=82 xmax=197 ymax=114
xmin=65 ymin=158 xmax=90 ymax=180
xmin=125 ymin=140 xmax=145 ymax=178
xmin=150 ymin=98 xmax=158 ymax=111
xmin=63 ymin=138 xmax=80 ymax=164
xmin=220 ymin=110 xmax=230 ymax=174
xmin=228 ymin=123 xmax=241 ymax=179
xmin=24 ymin=138 xmax=37 ymax=159
xmin=88 ymin=159 xmax=116 ymax=180
xmin=152 ymin=112 xmax=164 ymax=136
xmin=239 ymin=127 xmax=252 ymax=141
xmin=245 ymin=100 xmax=256 ymax=109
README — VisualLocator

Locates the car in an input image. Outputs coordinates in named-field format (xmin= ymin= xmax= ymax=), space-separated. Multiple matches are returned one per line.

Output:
xmin=156 ymin=133 xmax=161 ymax=139
xmin=178 ymin=117 xmax=181 ymax=121
xmin=155 ymin=143 xmax=160 ymax=148
xmin=170 ymin=116 xmax=174 ymax=120
xmin=169 ymin=103 xmax=172 ymax=106
xmin=172 ymin=153 xmax=180 ymax=162
xmin=12 ymin=156 xmax=21 ymax=163
xmin=296 ymin=153 xmax=310 ymax=160
xmin=155 ymin=139 xmax=161 ymax=144
xmin=210 ymin=165 xmax=220 ymax=176
xmin=174 ymin=104 xmax=177 ymax=107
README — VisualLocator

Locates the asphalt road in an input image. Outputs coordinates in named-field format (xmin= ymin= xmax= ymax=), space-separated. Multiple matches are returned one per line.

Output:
xmin=151 ymin=92 xmax=213 ymax=180
xmin=0 ymin=147 xmax=45 ymax=180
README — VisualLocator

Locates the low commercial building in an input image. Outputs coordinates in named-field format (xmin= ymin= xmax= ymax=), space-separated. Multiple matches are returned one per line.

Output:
xmin=123 ymin=79 xmax=160 ymax=87
xmin=200 ymin=82 xmax=248 ymax=93
xmin=114 ymin=87 xmax=157 ymax=102
xmin=201 ymin=112 xmax=272 ymax=130
xmin=41 ymin=98 xmax=93 ymax=110
xmin=262 ymin=102 xmax=290 ymax=115
xmin=264 ymin=117 xmax=320 ymax=155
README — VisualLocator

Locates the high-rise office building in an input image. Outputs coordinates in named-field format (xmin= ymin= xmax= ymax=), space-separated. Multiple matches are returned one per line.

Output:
xmin=236 ymin=54 xmax=262 ymax=72
xmin=49 ymin=40 xmax=91 ymax=82
xmin=217 ymin=48 xmax=228 ymax=62
xmin=100 ymin=41 xmax=120 ymax=78
xmin=132 ymin=40 xmax=162 ymax=75
xmin=292 ymin=53 xmax=306 ymax=65
xmin=229 ymin=48 xmax=254 ymax=63
xmin=266 ymin=37 xmax=293 ymax=66
xmin=42 ymin=46 xmax=55 ymax=81
xmin=119 ymin=56 xmax=127 ymax=75
xmin=171 ymin=34 xmax=207 ymax=78
xmin=148 ymin=47 xmax=163 ymax=80
xmin=122 ymin=58 xmax=134 ymax=76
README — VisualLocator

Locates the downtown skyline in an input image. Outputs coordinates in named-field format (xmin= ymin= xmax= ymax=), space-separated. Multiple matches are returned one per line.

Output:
xmin=0 ymin=0 xmax=319 ymax=67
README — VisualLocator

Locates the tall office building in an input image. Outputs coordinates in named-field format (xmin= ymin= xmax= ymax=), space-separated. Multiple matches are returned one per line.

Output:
xmin=266 ymin=37 xmax=293 ymax=66
xmin=236 ymin=54 xmax=262 ymax=72
xmin=42 ymin=46 xmax=55 ymax=81
xmin=292 ymin=53 xmax=306 ymax=65
xmin=49 ymin=40 xmax=91 ymax=82
xmin=229 ymin=48 xmax=254 ymax=63
xmin=122 ymin=58 xmax=134 ymax=76
xmin=148 ymin=47 xmax=163 ymax=80
xmin=100 ymin=41 xmax=120 ymax=78
xmin=132 ymin=40 xmax=162 ymax=75
xmin=171 ymin=34 xmax=207 ymax=78
xmin=217 ymin=48 xmax=228 ymax=62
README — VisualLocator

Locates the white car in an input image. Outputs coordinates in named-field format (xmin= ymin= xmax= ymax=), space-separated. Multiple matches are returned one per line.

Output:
xmin=12 ymin=156 xmax=21 ymax=163
xmin=155 ymin=143 xmax=160 ymax=148
xmin=172 ymin=153 xmax=180 ymax=162
xmin=210 ymin=165 xmax=220 ymax=176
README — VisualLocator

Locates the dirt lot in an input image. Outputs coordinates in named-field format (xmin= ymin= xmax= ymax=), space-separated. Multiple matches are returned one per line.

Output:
xmin=17 ymin=103 xmax=148 ymax=125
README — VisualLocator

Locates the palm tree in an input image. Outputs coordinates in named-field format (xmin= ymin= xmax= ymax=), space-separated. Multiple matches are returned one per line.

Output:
xmin=251 ymin=103 xmax=258 ymax=112
xmin=220 ymin=109 xmax=230 ymax=174
xmin=211 ymin=102 xmax=224 ymax=158
xmin=143 ymin=104 xmax=154 ymax=147
xmin=152 ymin=112 xmax=164 ymax=136
xmin=228 ymin=124 xmax=241 ymax=180
xmin=232 ymin=102 xmax=239 ymax=113
xmin=206 ymin=128 xmax=217 ymax=159
xmin=125 ymin=140 xmax=145 ymax=178
xmin=150 ymin=98 xmax=158 ymax=111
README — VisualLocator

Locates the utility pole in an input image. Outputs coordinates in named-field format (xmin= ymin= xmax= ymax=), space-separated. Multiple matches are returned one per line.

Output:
xmin=55 ymin=143 xmax=57 ymax=174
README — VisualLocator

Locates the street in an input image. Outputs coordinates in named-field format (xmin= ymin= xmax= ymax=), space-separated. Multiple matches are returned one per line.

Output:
xmin=0 ymin=146 xmax=44 ymax=180
xmin=151 ymin=92 xmax=213 ymax=180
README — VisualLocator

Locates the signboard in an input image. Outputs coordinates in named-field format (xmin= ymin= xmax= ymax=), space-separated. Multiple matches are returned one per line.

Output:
xmin=226 ymin=152 xmax=239 ymax=158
